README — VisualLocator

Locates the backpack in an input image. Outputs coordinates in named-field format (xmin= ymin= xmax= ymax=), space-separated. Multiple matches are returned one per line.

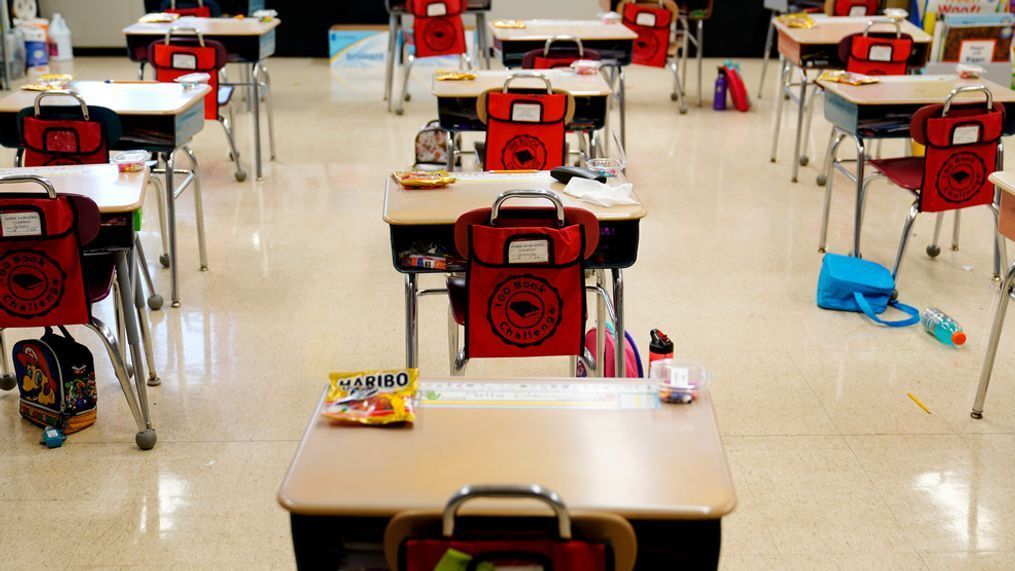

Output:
xmin=816 ymin=253 xmax=920 ymax=327
xmin=15 ymin=326 xmax=97 ymax=433
xmin=576 ymin=326 xmax=644 ymax=378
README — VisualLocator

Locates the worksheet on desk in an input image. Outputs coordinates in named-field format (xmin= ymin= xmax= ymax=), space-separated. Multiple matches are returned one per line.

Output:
xmin=420 ymin=380 xmax=660 ymax=410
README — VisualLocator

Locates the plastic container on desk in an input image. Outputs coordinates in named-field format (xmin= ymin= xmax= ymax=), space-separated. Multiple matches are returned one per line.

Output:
xmin=649 ymin=359 xmax=710 ymax=404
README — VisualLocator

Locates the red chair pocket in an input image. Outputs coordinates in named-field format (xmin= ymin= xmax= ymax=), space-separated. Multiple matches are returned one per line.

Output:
xmin=21 ymin=117 xmax=107 ymax=167
xmin=834 ymin=0 xmax=879 ymax=16
xmin=919 ymin=107 xmax=1004 ymax=213
xmin=483 ymin=92 xmax=569 ymax=170
xmin=623 ymin=4 xmax=673 ymax=68
xmin=465 ymin=224 xmax=586 ymax=359
xmin=0 ymin=197 xmax=89 ymax=327
xmin=150 ymin=41 xmax=223 ymax=120
xmin=846 ymin=34 xmax=912 ymax=76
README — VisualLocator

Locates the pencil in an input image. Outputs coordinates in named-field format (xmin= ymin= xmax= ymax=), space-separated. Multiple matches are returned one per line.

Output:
xmin=907 ymin=392 xmax=931 ymax=415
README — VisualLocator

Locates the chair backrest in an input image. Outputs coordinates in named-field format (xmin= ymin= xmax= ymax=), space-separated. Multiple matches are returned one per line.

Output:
xmin=16 ymin=91 xmax=122 ymax=168
xmin=910 ymin=86 xmax=1005 ymax=214
xmin=0 ymin=174 xmax=100 ymax=328
xmin=407 ymin=0 xmax=468 ymax=58
xmin=477 ymin=73 xmax=576 ymax=171
xmin=619 ymin=0 xmax=677 ymax=68
xmin=521 ymin=36 xmax=602 ymax=70
xmin=837 ymin=20 xmax=913 ymax=76
xmin=829 ymin=0 xmax=880 ymax=16
xmin=160 ymin=0 xmax=222 ymax=17
xmin=454 ymin=190 xmax=597 ymax=360
xmin=148 ymin=28 xmax=227 ymax=120
xmin=384 ymin=485 xmax=636 ymax=571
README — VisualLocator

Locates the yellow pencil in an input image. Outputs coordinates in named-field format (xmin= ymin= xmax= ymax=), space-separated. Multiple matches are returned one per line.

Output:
xmin=907 ymin=393 xmax=931 ymax=415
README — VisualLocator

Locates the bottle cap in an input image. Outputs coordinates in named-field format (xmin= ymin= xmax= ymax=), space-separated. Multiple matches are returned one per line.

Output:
xmin=650 ymin=329 xmax=674 ymax=354
xmin=952 ymin=331 xmax=967 ymax=346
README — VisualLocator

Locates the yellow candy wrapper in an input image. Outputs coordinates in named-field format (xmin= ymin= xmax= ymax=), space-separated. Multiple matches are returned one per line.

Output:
xmin=393 ymin=170 xmax=456 ymax=189
xmin=435 ymin=70 xmax=477 ymax=81
xmin=323 ymin=369 xmax=419 ymax=426
xmin=493 ymin=20 xmax=526 ymax=29
xmin=818 ymin=70 xmax=878 ymax=86
xmin=777 ymin=12 xmax=814 ymax=29
xmin=139 ymin=12 xmax=180 ymax=23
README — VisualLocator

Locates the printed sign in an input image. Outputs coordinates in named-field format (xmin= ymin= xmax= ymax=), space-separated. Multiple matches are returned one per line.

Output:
xmin=952 ymin=124 xmax=981 ymax=145
xmin=0 ymin=212 xmax=41 ymax=237
xmin=958 ymin=39 xmax=996 ymax=64
xmin=508 ymin=239 xmax=550 ymax=264
xmin=511 ymin=102 xmax=542 ymax=123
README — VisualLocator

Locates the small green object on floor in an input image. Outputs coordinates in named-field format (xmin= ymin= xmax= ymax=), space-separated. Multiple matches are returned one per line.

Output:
xmin=40 ymin=425 xmax=66 ymax=449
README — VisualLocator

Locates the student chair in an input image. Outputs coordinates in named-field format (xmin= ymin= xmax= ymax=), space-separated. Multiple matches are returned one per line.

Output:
xmin=475 ymin=73 xmax=576 ymax=171
xmin=149 ymin=27 xmax=245 ymax=181
xmin=384 ymin=485 xmax=637 ymax=571
xmin=521 ymin=36 xmax=602 ymax=69
xmin=816 ymin=19 xmax=913 ymax=188
xmin=445 ymin=190 xmax=599 ymax=374
xmin=618 ymin=0 xmax=689 ymax=114
xmin=160 ymin=0 xmax=223 ymax=17
xmin=394 ymin=0 xmax=472 ymax=115
xmin=0 ymin=175 xmax=157 ymax=449
xmin=830 ymin=86 xmax=1006 ymax=283
xmin=972 ymin=184 xmax=1015 ymax=420
xmin=16 ymin=90 xmax=166 ymax=318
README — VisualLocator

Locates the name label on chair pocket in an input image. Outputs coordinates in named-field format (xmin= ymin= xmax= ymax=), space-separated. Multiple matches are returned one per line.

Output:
xmin=636 ymin=12 xmax=657 ymax=26
xmin=508 ymin=239 xmax=550 ymax=264
xmin=0 ymin=212 xmax=42 ymax=237
xmin=427 ymin=2 xmax=447 ymax=16
xmin=953 ymin=125 xmax=981 ymax=145
xmin=511 ymin=102 xmax=542 ymax=123
xmin=868 ymin=45 xmax=892 ymax=62
xmin=849 ymin=6 xmax=868 ymax=15
xmin=171 ymin=53 xmax=198 ymax=70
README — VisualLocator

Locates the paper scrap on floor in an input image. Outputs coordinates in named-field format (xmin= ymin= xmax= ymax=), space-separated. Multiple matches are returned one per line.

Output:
xmin=563 ymin=177 xmax=638 ymax=207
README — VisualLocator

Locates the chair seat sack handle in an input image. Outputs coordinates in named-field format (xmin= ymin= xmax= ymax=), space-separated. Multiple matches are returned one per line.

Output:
xmin=442 ymin=484 xmax=572 ymax=540
xmin=864 ymin=18 xmax=902 ymax=38
xmin=943 ymin=85 xmax=994 ymax=116
xmin=0 ymin=174 xmax=58 ymax=198
xmin=33 ymin=90 xmax=89 ymax=121
xmin=503 ymin=71 xmax=553 ymax=94
xmin=543 ymin=35 xmax=584 ymax=57
xmin=165 ymin=26 xmax=206 ymax=47
xmin=491 ymin=189 xmax=566 ymax=226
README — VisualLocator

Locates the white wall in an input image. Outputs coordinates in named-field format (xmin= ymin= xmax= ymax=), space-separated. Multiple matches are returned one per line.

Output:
xmin=39 ymin=0 xmax=144 ymax=48
xmin=489 ymin=0 xmax=601 ymax=21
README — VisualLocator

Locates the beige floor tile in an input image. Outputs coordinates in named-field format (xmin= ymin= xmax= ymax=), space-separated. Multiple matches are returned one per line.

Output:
xmin=921 ymin=551 xmax=1015 ymax=570
xmin=780 ymin=553 xmax=928 ymax=570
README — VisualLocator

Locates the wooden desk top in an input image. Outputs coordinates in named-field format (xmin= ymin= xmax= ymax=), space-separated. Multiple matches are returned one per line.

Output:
xmin=432 ymin=69 xmax=613 ymax=98
xmin=278 ymin=379 xmax=736 ymax=520
xmin=123 ymin=16 xmax=280 ymax=37
xmin=990 ymin=171 xmax=1015 ymax=197
xmin=0 ymin=165 xmax=147 ymax=214
xmin=818 ymin=75 xmax=1015 ymax=106
xmin=383 ymin=171 xmax=647 ymax=225
xmin=0 ymin=81 xmax=209 ymax=116
xmin=490 ymin=20 xmax=638 ymax=42
xmin=774 ymin=15 xmax=931 ymax=45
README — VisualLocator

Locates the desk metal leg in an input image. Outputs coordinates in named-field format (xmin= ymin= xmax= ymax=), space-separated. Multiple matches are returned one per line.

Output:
xmin=851 ymin=136 xmax=866 ymax=258
xmin=114 ymin=251 xmax=154 ymax=438
xmin=405 ymin=273 xmax=419 ymax=368
xmin=131 ymin=248 xmax=160 ymax=387
xmin=790 ymin=67 xmax=808 ymax=183
xmin=163 ymin=152 xmax=181 ymax=307
xmin=618 ymin=65 xmax=627 ymax=150
xmin=385 ymin=13 xmax=399 ymax=104
xmin=972 ymin=263 xmax=1015 ymax=419
xmin=769 ymin=57 xmax=788 ymax=163
xmin=612 ymin=268 xmax=624 ymax=377
xmin=696 ymin=20 xmax=703 ymax=108
xmin=0 ymin=329 xmax=13 ymax=390
xmin=596 ymin=270 xmax=606 ymax=378
xmin=252 ymin=62 xmax=264 ymax=181
xmin=818 ymin=130 xmax=846 ymax=254
xmin=758 ymin=14 xmax=774 ymax=99
xmin=475 ymin=12 xmax=489 ymax=69
xmin=258 ymin=64 xmax=277 ymax=161
xmin=994 ymin=144 xmax=1007 ymax=281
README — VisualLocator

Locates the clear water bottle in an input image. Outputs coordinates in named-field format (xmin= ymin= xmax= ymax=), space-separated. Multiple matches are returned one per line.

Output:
xmin=921 ymin=308 xmax=966 ymax=347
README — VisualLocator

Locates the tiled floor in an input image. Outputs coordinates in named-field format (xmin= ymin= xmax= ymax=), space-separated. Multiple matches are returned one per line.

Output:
xmin=2 ymin=55 xmax=1015 ymax=569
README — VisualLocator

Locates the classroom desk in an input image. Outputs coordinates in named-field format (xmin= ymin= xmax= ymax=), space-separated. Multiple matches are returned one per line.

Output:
xmin=0 ymin=82 xmax=209 ymax=308
xmin=384 ymin=0 xmax=493 ymax=109
xmin=758 ymin=0 xmax=826 ymax=98
xmin=383 ymin=171 xmax=644 ymax=376
xmin=817 ymin=76 xmax=1015 ymax=259
xmin=278 ymin=378 xmax=736 ymax=568
xmin=490 ymin=20 xmax=637 ymax=148
xmin=770 ymin=16 xmax=932 ymax=183
xmin=432 ymin=69 xmax=612 ymax=163
xmin=123 ymin=16 xmax=280 ymax=181
xmin=0 ymin=165 xmax=157 ymax=445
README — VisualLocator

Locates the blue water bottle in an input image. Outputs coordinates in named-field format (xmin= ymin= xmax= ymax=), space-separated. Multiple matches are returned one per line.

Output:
xmin=921 ymin=308 xmax=966 ymax=347
xmin=713 ymin=69 xmax=727 ymax=111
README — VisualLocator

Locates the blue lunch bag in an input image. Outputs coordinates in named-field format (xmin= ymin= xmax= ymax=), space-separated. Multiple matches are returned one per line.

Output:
xmin=816 ymin=253 xmax=920 ymax=327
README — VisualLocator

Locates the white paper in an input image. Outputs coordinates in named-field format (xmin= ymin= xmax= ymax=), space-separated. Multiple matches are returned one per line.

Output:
xmin=511 ymin=102 xmax=542 ymax=123
xmin=171 ymin=53 xmax=198 ymax=70
xmin=868 ymin=45 xmax=893 ymax=62
xmin=1 ymin=212 xmax=41 ymax=237
xmin=849 ymin=6 xmax=868 ymax=16
xmin=562 ymin=177 xmax=638 ymax=207
xmin=508 ymin=239 xmax=550 ymax=264
xmin=952 ymin=125 xmax=981 ymax=145
xmin=635 ymin=12 xmax=657 ymax=27
xmin=427 ymin=3 xmax=447 ymax=16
